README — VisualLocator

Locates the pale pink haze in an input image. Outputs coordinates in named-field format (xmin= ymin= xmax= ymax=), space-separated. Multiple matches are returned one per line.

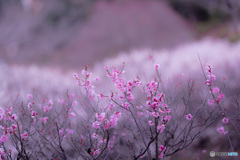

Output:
xmin=66 ymin=129 xmax=74 ymax=135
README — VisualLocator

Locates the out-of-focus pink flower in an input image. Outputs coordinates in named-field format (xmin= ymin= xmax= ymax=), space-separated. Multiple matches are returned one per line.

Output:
xmin=104 ymin=66 xmax=109 ymax=70
xmin=73 ymin=73 xmax=78 ymax=79
xmin=186 ymin=114 xmax=193 ymax=121
xmin=92 ymin=121 xmax=101 ymax=129
xmin=92 ymin=133 xmax=98 ymax=139
xmin=208 ymin=100 xmax=215 ymax=106
xmin=11 ymin=114 xmax=17 ymax=120
xmin=158 ymin=145 xmax=166 ymax=158
xmin=59 ymin=129 xmax=64 ymax=136
xmin=0 ymin=113 xmax=4 ymax=121
xmin=148 ymin=120 xmax=154 ymax=126
xmin=0 ymin=135 xmax=8 ymax=143
xmin=27 ymin=93 xmax=33 ymax=99
xmin=122 ymin=102 xmax=130 ymax=109
xmin=11 ymin=124 xmax=17 ymax=131
xmin=217 ymin=126 xmax=227 ymax=135
xmin=70 ymin=93 xmax=75 ymax=99
xmin=40 ymin=117 xmax=49 ymax=123
xmin=152 ymin=112 xmax=159 ymax=118
xmin=48 ymin=99 xmax=53 ymax=106
xmin=136 ymin=105 xmax=142 ymax=109
xmin=154 ymin=63 xmax=160 ymax=70
xmin=222 ymin=117 xmax=229 ymax=124
xmin=69 ymin=112 xmax=75 ymax=118
xmin=96 ymin=113 xmax=106 ymax=122
xmin=100 ymin=138 xmax=106 ymax=143
xmin=72 ymin=100 xmax=78 ymax=106
xmin=104 ymin=120 xmax=111 ymax=130
xmin=0 ymin=149 xmax=6 ymax=156
xmin=212 ymin=87 xmax=220 ymax=93
xmin=94 ymin=149 xmax=100 ymax=155
xmin=95 ymin=76 xmax=100 ymax=81
xmin=218 ymin=93 xmax=224 ymax=101
xmin=159 ymin=145 xmax=166 ymax=152
xmin=157 ymin=124 xmax=165 ymax=133
xmin=137 ymin=112 xmax=143 ymax=117
xmin=66 ymin=129 xmax=74 ymax=135
xmin=21 ymin=132 xmax=28 ymax=140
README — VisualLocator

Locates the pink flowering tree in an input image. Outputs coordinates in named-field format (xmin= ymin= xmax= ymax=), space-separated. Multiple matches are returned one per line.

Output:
xmin=0 ymin=60 xmax=239 ymax=160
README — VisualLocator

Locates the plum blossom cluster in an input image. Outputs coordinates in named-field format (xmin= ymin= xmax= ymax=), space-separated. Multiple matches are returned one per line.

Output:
xmin=205 ymin=65 xmax=216 ymax=86
xmin=205 ymin=65 xmax=225 ymax=106
xmin=217 ymin=116 xmax=229 ymax=135
xmin=92 ymin=111 xmax=121 ymax=130
xmin=204 ymin=65 xmax=229 ymax=136
xmin=158 ymin=145 xmax=166 ymax=159
xmin=73 ymin=69 xmax=97 ymax=101
xmin=0 ymin=61 xmax=238 ymax=159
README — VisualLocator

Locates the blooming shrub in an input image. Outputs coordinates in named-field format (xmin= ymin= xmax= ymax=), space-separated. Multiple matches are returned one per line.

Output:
xmin=0 ymin=59 xmax=239 ymax=160
xmin=0 ymin=38 xmax=240 ymax=159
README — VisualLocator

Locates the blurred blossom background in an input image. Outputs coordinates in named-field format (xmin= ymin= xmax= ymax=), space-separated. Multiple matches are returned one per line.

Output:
xmin=0 ymin=0 xmax=240 ymax=159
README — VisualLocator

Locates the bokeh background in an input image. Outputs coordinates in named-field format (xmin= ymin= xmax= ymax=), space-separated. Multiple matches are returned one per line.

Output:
xmin=0 ymin=0 xmax=240 ymax=159
xmin=1 ymin=0 xmax=239 ymax=68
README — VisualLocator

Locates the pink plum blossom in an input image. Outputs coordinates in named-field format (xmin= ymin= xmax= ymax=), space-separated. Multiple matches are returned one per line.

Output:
xmin=21 ymin=132 xmax=28 ymax=140
xmin=154 ymin=63 xmax=160 ymax=70
xmin=122 ymin=102 xmax=130 ymax=109
xmin=222 ymin=117 xmax=229 ymax=124
xmin=217 ymin=126 xmax=228 ymax=135
xmin=186 ymin=114 xmax=193 ymax=121
xmin=96 ymin=113 xmax=106 ymax=122
xmin=94 ymin=149 xmax=100 ymax=155
xmin=157 ymin=124 xmax=165 ymax=133
xmin=0 ymin=135 xmax=8 ymax=143
xmin=218 ymin=93 xmax=224 ymax=101
xmin=152 ymin=112 xmax=159 ymax=118
xmin=59 ymin=129 xmax=64 ymax=136
xmin=148 ymin=120 xmax=154 ymax=126
xmin=95 ymin=76 xmax=100 ymax=81
xmin=92 ymin=133 xmax=98 ymax=139
xmin=212 ymin=87 xmax=220 ymax=93
xmin=73 ymin=73 xmax=78 ymax=79
xmin=208 ymin=100 xmax=215 ymax=106
xmin=11 ymin=124 xmax=17 ymax=131
xmin=92 ymin=121 xmax=101 ymax=129
xmin=27 ymin=93 xmax=33 ymax=99
xmin=40 ymin=117 xmax=49 ymax=123
xmin=69 ymin=112 xmax=75 ymax=117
